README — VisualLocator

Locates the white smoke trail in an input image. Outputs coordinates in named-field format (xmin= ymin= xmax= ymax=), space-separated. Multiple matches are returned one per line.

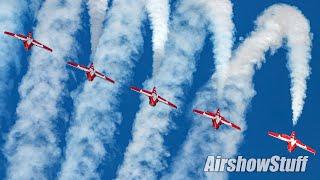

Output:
xmin=116 ymin=0 xmax=232 ymax=179
xmin=27 ymin=0 xmax=43 ymax=20
xmin=167 ymin=4 xmax=311 ymax=179
xmin=4 ymin=0 xmax=83 ymax=179
xmin=225 ymin=4 xmax=311 ymax=126
xmin=87 ymin=0 xmax=109 ymax=54
xmin=59 ymin=0 xmax=146 ymax=179
xmin=145 ymin=0 xmax=170 ymax=75
xmin=0 ymin=0 xmax=36 ymax=126
xmin=201 ymin=0 xmax=234 ymax=97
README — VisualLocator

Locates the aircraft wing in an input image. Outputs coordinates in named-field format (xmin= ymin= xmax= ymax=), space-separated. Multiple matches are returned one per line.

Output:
xmin=193 ymin=109 xmax=215 ymax=118
xmin=95 ymin=70 xmax=115 ymax=83
xmin=130 ymin=86 xmax=152 ymax=97
xmin=221 ymin=117 xmax=241 ymax=130
xmin=67 ymin=61 xmax=89 ymax=72
xmin=4 ymin=31 xmax=27 ymax=41
xmin=296 ymin=140 xmax=316 ymax=155
xmin=32 ymin=39 xmax=53 ymax=52
xmin=158 ymin=95 xmax=177 ymax=109
xmin=268 ymin=131 xmax=290 ymax=142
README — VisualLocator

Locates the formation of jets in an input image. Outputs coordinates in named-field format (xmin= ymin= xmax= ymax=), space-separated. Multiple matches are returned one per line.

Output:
xmin=3 ymin=31 xmax=316 ymax=155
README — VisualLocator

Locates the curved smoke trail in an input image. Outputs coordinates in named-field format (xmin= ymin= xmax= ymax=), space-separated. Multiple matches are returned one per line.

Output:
xmin=167 ymin=4 xmax=311 ymax=179
xmin=117 ymin=0 xmax=234 ymax=179
xmin=59 ymin=0 xmax=146 ymax=179
xmin=145 ymin=0 xmax=170 ymax=76
xmin=87 ymin=0 xmax=109 ymax=54
xmin=4 ymin=0 xmax=83 ymax=179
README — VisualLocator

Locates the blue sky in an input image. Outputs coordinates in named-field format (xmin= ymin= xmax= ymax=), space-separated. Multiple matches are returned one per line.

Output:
xmin=0 ymin=0 xmax=319 ymax=179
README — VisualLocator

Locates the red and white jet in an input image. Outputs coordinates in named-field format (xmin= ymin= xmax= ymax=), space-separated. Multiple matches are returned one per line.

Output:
xmin=130 ymin=86 xmax=177 ymax=109
xmin=193 ymin=108 xmax=241 ymax=130
xmin=4 ymin=31 xmax=52 ymax=52
xmin=67 ymin=61 xmax=115 ymax=83
xmin=268 ymin=131 xmax=316 ymax=155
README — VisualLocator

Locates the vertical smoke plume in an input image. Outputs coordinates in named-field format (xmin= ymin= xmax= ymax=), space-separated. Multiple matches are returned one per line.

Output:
xmin=201 ymin=0 xmax=234 ymax=97
xmin=59 ymin=0 xmax=146 ymax=179
xmin=117 ymin=0 xmax=217 ymax=179
xmin=0 ymin=0 xmax=36 ymax=127
xmin=87 ymin=0 xmax=109 ymax=54
xmin=4 ymin=0 xmax=83 ymax=179
xmin=167 ymin=4 xmax=311 ymax=179
xmin=0 ymin=0 xmax=42 ymax=175
xmin=145 ymin=0 xmax=170 ymax=75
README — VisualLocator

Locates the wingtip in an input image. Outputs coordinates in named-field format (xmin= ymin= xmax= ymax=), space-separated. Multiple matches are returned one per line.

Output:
xmin=193 ymin=109 xmax=201 ymax=114
xmin=232 ymin=124 xmax=241 ymax=131
xmin=66 ymin=61 xmax=76 ymax=66
xmin=4 ymin=31 xmax=12 ymax=35
xmin=267 ymin=131 xmax=273 ymax=134
xmin=45 ymin=46 xmax=53 ymax=52
xmin=130 ymin=86 xmax=138 ymax=90
xmin=267 ymin=131 xmax=278 ymax=137
xmin=310 ymin=148 xmax=316 ymax=155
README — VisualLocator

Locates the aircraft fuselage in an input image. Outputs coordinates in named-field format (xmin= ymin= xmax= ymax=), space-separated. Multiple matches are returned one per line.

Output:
xmin=149 ymin=93 xmax=159 ymax=106
xmin=86 ymin=68 xmax=96 ymax=81
xmin=23 ymin=38 xmax=33 ymax=50
xmin=287 ymin=138 xmax=297 ymax=152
